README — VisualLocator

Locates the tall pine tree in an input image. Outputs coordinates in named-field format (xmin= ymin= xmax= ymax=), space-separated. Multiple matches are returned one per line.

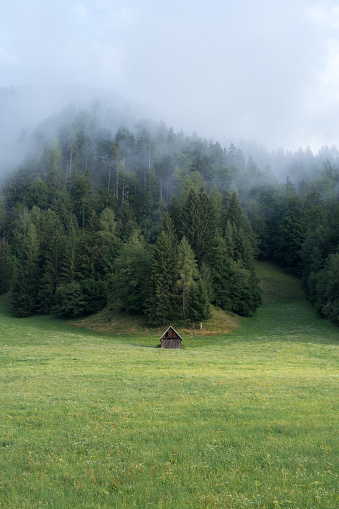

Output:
xmin=186 ymin=274 xmax=212 ymax=329
xmin=145 ymin=215 xmax=178 ymax=325
xmin=12 ymin=224 xmax=41 ymax=317
xmin=177 ymin=236 xmax=198 ymax=317
xmin=0 ymin=239 xmax=13 ymax=294
xmin=111 ymin=232 xmax=151 ymax=314
xmin=38 ymin=223 xmax=65 ymax=313
xmin=181 ymin=187 xmax=216 ymax=264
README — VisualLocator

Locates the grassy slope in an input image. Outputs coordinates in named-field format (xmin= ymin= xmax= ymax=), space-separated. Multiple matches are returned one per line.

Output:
xmin=71 ymin=260 xmax=304 ymax=339
xmin=0 ymin=262 xmax=338 ymax=508
xmin=72 ymin=298 xmax=240 ymax=340
xmin=71 ymin=303 xmax=240 ymax=340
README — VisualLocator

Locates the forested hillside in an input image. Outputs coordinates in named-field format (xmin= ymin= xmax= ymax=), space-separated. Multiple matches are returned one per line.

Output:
xmin=0 ymin=99 xmax=339 ymax=325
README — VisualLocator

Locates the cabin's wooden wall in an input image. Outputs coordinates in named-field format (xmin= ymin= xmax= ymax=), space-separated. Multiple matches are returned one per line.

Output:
xmin=161 ymin=338 xmax=181 ymax=349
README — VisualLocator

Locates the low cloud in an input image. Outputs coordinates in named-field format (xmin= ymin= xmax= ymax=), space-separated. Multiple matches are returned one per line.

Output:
xmin=1 ymin=1 xmax=339 ymax=152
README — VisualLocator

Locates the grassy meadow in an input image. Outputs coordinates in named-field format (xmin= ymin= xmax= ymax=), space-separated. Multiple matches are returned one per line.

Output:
xmin=0 ymin=262 xmax=338 ymax=508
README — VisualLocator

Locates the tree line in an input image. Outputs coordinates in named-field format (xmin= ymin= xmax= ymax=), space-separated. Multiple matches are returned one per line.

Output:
xmin=0 ymin=102 xmax=339 ymax=326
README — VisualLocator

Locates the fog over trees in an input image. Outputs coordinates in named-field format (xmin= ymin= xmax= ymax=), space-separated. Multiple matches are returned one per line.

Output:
xmin=0 ymin=92 xmax=339 ymax=326
xmin=2 ymin=1 xmax=339 ymax=151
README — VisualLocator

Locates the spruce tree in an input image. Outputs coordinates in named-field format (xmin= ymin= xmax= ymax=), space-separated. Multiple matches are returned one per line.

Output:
xmin=186 ymin=274 xmax=212 ymax=329
xmin=225 ymin=191 xmax=257 ymax=267
xmin=0 ymin=239 xmax=13 ymax=294
xmin=210 ymin=234 xmax=262 ymax=316
xmin=12 ymin=224 xmax=41 ymax=317
xmin=210 ymin=236 xmax=232 ymax=310
xmin=112 ymin=232 xmax=151 ymax=314
xmin=210 ymin=184 xmax=223 ymax=229
xmin=38 ymin=228 xmax=65 ymax=313
xmin=35 ymin=210 xmax=65 ymax=313
xmin=181 ymin=187 xmax=216 ymax=264
xmin=177 ymin=236 xmax=198 ymax=317
xmin=76 ymin=212 xmax=104 ymax=279
xmin=228 ymin=261 xmax=262 ymax=316
xmin=226 ymin=191 xmax=244 ymax=231
xmin=168 ymin=195 xmax=181 ymax=238
xmin=98 ymin=207 xmax=117 ymax=246
xmin=145 ymin=216 xmax=178 ymax=325
xmin=59 ymin=222 xmax=78 ymax=285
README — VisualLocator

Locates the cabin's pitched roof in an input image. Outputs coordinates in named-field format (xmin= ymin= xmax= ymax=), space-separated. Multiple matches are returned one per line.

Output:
xmin=159 ymin=326 xmax=182 ymax=341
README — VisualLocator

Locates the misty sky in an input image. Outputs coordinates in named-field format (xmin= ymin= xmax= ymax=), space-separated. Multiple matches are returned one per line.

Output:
xmin=1 ymin=0 xmax=339 ymax=151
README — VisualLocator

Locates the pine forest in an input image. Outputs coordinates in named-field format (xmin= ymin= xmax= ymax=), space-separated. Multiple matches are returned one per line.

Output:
xmin=1 ymin=98 xmax=339 ymax=327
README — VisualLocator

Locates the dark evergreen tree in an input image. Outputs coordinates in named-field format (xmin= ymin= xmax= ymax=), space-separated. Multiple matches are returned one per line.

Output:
xmin=228 ymin=261 xmax=262 ymax=316
xmin=59 ymin=220 xmax=78 ymax=285
xmin=0 ymin=239 xmax=13 ymax=294
xmin=12 ymin=224 xmax=41 ymax=317
xmin=275 ymin=194 xmax=306 ymax=274
xmin=181 ymin=187 xmax=216 ymax=264
xmin=168 ymin=195 xmax=181 ymax=238
xmin=145 ymin=216 xmax=178 ymax=325
xmin=310 ymin=253 xmax=339 ymax=324
xmin=225 ymin=190 xmax=244 ymax=231
xmin=199 ymin=261 xmax=213 ymax=303
xmin=111 ymin=232 xmax=151 ymax=314
xmin=98 ymin=207 xmax=117 ymax=247
xmin=38 ymin=225 xmax=65 ymax=313
xmin=75 ymin=211 xmax=106 ymax=280
xmin=225 ymin=191 xmax=258 ymax=266
xmin=68 ymin=170 xmax=93 ymax=229
xmin=186 ymin=274 xmax=212 ymax=328
xmin=53 ymin=279 xmax=107 ymax=318
xmin=53 ymin=282 xmax=85 ymax=318
xmin=210 ymin=236 xmax=232 ymax=310
xmin=210 ymin=224 xmax=262 ymax=316
xmin=80 ymin=279 xmax=108 ymax=315
xmin=210 ymin=185 xmax=223 ymax=230
xmin=177 ymin=236 xmax=198 ymax=317
xmin=116 ymin=202 xmax=138 ymax=242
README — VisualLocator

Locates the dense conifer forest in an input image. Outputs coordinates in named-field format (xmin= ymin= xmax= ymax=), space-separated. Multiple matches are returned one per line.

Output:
xmin=1 ymin=97 xmax=339 ymax=326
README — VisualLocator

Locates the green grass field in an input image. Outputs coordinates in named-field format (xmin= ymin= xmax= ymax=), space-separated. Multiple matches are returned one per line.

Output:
xmin=0 ymin=262 xmax=338 ymax=508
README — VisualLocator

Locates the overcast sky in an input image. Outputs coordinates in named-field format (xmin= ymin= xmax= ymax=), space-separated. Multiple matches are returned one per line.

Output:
xmin=1 ymin=0 xmax=339 ymax=151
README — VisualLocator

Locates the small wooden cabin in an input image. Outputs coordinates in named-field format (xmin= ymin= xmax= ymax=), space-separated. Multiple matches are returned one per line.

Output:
xmin=160 ymin=326 xmax=182 ymax=349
